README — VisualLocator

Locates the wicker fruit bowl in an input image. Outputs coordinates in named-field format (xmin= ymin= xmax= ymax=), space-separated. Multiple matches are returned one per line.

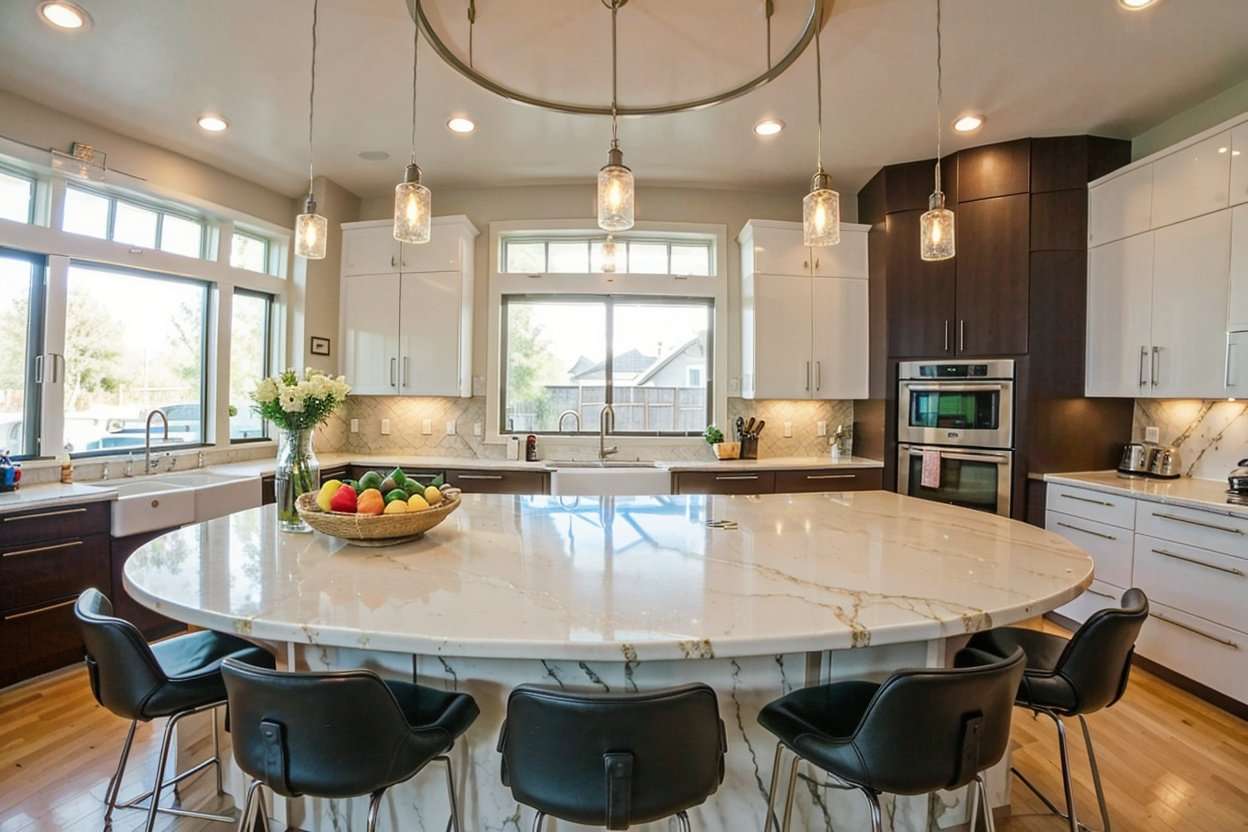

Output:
xmin=295 ymin=491 xmax=462 ymax=545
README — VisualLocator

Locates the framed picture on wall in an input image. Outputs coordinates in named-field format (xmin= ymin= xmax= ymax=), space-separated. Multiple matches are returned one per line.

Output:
xmin=310 ymin=336 xmax=331 ymax=356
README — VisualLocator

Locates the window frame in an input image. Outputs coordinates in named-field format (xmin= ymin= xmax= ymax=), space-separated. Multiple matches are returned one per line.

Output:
xmin=0 ymin=165 xmax=37 ymax=225
xmin=502 ymin=234 xmax=714 ymax=277
xmin=229 ymin=287 xmax=275 ymax=443
xmin=0 ymin=247 xmax=47 ymax=459
xmin=231 ymin=229 xmax=273 ymax=275
xmin=64 ymin=184 xmax=207 ymax=259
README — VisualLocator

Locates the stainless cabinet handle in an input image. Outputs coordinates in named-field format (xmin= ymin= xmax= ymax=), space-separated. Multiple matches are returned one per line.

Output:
xmin=4 ymin=598 xmax=77 ymax=621
xmin=1152 ymin=511 xmax=1243 ymax=535
xmin=3 ymin=507 xmax=88 ymax=523
xmin=1151 ymin=346 xmax=1160 ymax=388
xmin=943 ymin=320 xmax=950 ymax=353
xmin=390 ymin=357 xmax=397 ymax=387
xmin=1150 ymin=613 xmax=1239 ymax=649
xmin=457 ymin=474 xmax=504 ymax=480
xmin=1084 ymin=587 xmax=1114 ymax=599
xmin=803 ymin=260 xmax=809 ymax=270
xmin=53 ymin=354 xmax=63 ymax=384
xmin=3 ymin=540 xmax=83 ymax=559
xmin=403 ymin=356 xmax=410 ymax=388
xmin=958 ymin=320 xmax=966 ymax=352
xmin=715 ymin=475 xmax=760 ymax=481
xmin=814 ymin=258 xmax=820 ymax=270
xmin=1059 ymin=493 xmax=1113 ymax=507
xmin=390 ymin=255 xmax=397 ymax=268
xmin=1228 ymin=340 xmax=1238 ymax=388
xmin=805 ymin=361 xmax=811 ymax=392
xmin=1152 ymin=547 xmax=1244 ymax=576
xmin=1139 ymin=345 xmax=1149 ymax=387
xmin=815 ymin=361 xmax=822 ymax=391
xmin=805 ymin=474 xmax=856 ymax=480
xmin=1055 ymin=521 xmax=1117 ymax=541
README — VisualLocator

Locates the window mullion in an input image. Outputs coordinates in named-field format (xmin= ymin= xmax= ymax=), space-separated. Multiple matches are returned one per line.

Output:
xmin=38 ymin=255 xmax=69 ymax=457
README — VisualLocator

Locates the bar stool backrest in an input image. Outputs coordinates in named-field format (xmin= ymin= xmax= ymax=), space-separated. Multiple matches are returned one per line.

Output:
xmin=499 ymin=683 xmax=726 ymax=830
xmin=1053 ymin=588 xmax=1149 ymax=714
xmin=74 ymin=588 xmax=168 ymax=721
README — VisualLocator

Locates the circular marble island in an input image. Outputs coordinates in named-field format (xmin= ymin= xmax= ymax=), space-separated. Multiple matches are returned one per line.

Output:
xmin=126 ymin=491 xmax=1092 ymax=832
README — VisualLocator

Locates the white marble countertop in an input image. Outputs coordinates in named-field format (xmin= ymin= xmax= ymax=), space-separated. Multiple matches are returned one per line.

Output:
xmin=0 ymin=481 xmax=118 ymax=516
xmin=124 ymin=491 xmax=1092 ymax=661
xmin=660 ymin=455 xmax=882 ymax=472
xmin=1044 ymin=471 xmax=1246 ymax=518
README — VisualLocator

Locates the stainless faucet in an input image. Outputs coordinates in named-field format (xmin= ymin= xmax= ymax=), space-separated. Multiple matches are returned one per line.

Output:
xmin=557 ymin=409 xmax=581 ymax=433
xmin=144 ymin=409 xmax=168 ymax=475
xmin=598 ymin=403 xmax=618 ymax=460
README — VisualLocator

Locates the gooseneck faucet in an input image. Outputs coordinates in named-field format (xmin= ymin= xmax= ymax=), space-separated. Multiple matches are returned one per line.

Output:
xmin=598 ymin=403 xmax=618 ymax=460
xmin=144 ymin=409 xmax=168 ymax=475
xmin=557 ymin=409 xmax=582 ymax=434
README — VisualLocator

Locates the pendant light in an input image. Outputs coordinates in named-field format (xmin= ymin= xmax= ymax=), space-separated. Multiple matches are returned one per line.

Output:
xmin=802 ymin=11 xmax=839 ymax=247
xmin=597 ymin=0 xmax=634 ymax=232
xmin=394 ymin=5 xmax=432 ymax=244
xmin=920 ymin=0 xmax=955 ymax=261
xmin=294 ymin=0 xmax=327 ymax=260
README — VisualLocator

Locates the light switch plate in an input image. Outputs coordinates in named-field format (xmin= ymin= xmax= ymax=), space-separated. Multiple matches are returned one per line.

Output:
xmin=380 ymin=418 xmax=391 ymax=435
xmin=816 ymin=421 xmax=827 ymax=437
xmin=446 ymin=421 xmax=456 ymax=435
xmin=422 ymin=419 xmax=433 ymax=435
xmin=1144 ymin=425 xmax=1160 ymax=443
xmin=783 ymin=421 xmax=793 ymax=438
xmin=350 ymin=418 xmax=359 ymax=433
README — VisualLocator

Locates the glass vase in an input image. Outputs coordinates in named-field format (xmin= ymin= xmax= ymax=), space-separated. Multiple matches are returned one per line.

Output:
xmin=274 ymin=428 xmax=320 ymax=533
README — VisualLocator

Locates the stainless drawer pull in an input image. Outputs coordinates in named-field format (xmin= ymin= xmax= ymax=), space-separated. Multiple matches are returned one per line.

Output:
xmin=715 ymin=475 xmax=760 ymax=481
xmin=1059 ymin=493 xmax=1113 ymax=508
xmin=1084 ymin=587 xmax=1114 ymax=599
xmin=3 ymin=540 xmax=84 ymax=559
xmin=1055 ymin=521 xmax=1117 ymax=541
xmin=805 ymin=474 xmax=856 ymax=480
xmin=1152 ymin=548 xmax=1245 ymax=576
xmin=4 ymin=598 xmax=77 ymax=621
xmin=3 ymin=507 xmax=88 ymax=523
xmin=1150 ymin=613 xmax=1240 ymax=649
xmin=1152 ymin=512 xmax=1243 ymax=536
xmin=457 ymin=474 xmax=504 ymax=480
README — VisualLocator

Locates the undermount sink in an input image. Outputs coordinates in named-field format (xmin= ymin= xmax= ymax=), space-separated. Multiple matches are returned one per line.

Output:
xmin=109 ymin=472 xmax=261 ymax=537
xmin=550 ymin=460 xmax=660 ymax=469
xmin=156 ymin=472 xmax=261 ymax=523
xmin=550 ymin=465 xmax=671 ymax=497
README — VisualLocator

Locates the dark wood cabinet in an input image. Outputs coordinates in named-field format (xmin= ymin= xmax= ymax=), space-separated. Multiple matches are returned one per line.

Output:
xmin=957 ymin=139 xmax=1030 ymax=201
xmin=0 ymin=501 xmax=110 ymax=547
xmin=1 ymin=597 xmax=84 ymax=688
xmin=110 ymin=530 xmax=185 ymax=641
xmin=1030 ymin=190 xmax=1087 ymax=251
xmin=1 ymin=533 xmax=110 ymax=612
xmin=671 ymin=468 xmax=883 ymax=496
xmin=885 ymin=210 xmax=957 ymax=357
xmin=347 ymin=465 xmax=443 ymax=485
xmin=446 ymin=469 xmax=549 ymax=494
xmin=955 ymin=194 xmax=1030 ymax=356
xmin=672 ymin=471 xmax=776 ymax=495
xmin=773 ymin=468 xmax=883 ymax=494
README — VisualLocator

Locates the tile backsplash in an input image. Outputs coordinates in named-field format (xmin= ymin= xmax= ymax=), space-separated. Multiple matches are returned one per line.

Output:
xmin=1133 ymin=399 xmax=1247 ymax=480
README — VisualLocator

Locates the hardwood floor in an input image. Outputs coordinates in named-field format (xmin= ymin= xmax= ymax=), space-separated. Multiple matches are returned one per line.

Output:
xmin=1 ymin=625 xmax=1245 ymax=831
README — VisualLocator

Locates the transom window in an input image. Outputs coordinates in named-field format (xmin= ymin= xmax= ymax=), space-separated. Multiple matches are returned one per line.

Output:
xmin=230 ymin=230 xmax=272 ymax=274
xmin=0 ymin=168 xmax=35 ymax=224
xmin=63 ymin=186 xmax=205 ymax=259
xmin=502 ymin=235 xmax=713 ymax=276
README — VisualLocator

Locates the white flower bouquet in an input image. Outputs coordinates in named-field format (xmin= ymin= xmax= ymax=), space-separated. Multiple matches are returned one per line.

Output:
xmin=251 ymin=369 xmax=350 ymax=431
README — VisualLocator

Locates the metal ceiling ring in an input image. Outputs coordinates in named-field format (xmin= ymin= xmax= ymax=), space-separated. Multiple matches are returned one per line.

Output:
xmin=405 ymin=0 xmax=824 ymax=117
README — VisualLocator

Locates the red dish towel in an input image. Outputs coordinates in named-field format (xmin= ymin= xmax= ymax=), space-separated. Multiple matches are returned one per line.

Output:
xmin=921 ymin=449 xmax=942 ymax=489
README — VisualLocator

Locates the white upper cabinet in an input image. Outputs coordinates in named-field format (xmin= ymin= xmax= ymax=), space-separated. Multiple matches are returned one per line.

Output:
xmin=745 ymin=222 xmax=811 ymax=275
xmin=341 ymin=223 xmax=402 ymax=276
xmin=398 ymin=272 xmax=468 ymax=396
xmin=341 ymin=273 xmax=401 ymax=395
xmin=399 ymin=230 xmax=464 ymax=273
xmin=1088 ymin=164 xmax=1152 ymax=247
xmin=1233 ymin=123 xmax=1248 ymax=207
xmin=1150 ymin=132 xmax=1231 ymax=229
xmin=811 ymin=278 xmax=869 ymax=399
xmin=1149 ymin=211 xmax=1232 ymax=397
xmin=812 ymin=226 xmax=869 ymax=278
xmin=747 ymin=274 xmax=814 ymax=399
xmin=1086 ymin=234 xmax=1155 ymax=397
xmin=1231 ymin=203 xmax=1248 ymax=330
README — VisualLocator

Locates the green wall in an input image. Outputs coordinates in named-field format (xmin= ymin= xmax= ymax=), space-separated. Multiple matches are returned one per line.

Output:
xmin=1132 ymin=77 xmax=1248 ymax=160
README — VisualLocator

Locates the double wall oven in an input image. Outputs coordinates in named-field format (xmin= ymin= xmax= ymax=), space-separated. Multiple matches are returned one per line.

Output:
xmin=896 ymin=359 xmax=1015 ymax=516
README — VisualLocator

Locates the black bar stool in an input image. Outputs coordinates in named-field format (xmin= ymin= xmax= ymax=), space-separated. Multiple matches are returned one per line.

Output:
xmin=758 ymin=647 xmax=1025 ymax=832
xmin=220 ymin=658 xmax=479 ymax=832
xmin=961 ymin=588 xmax=1148 ymax=832
xmin=73 ymin=587 xmax=276 ymax=831
xmin=497 ymin=683 xmax=727 ymax=830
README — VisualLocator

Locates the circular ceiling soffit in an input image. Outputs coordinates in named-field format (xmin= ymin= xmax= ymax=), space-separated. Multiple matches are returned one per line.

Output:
xmin=406 ymin=0 xmax=825 ymax=117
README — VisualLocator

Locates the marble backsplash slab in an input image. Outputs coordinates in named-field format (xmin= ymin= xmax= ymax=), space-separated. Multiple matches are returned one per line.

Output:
xmin=1133 ymin=399 xmax=1248 ymax=480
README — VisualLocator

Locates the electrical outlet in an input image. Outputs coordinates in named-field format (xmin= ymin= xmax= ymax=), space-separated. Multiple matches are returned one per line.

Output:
xmin=1144 ymin=425 xmax=1160 ymax=443
xmin=729 ymin=377 xmax=741 ymax=394
xmin=422 ymin=419 xmax=433 ymax=435
xmin=473 ymin=422 xmax=482 ymax=437
xmin=783 ymin=421 xmax=793 ymax=438
xmin=446 ymin=421 xmax=457 ymax=435
xmin=816 ymin=420 xmax=827 ymax=437
xmin=350 ymin=418 xmax=359 ymax=433
xmin=380 ymin=418 xmax=391 ymax=435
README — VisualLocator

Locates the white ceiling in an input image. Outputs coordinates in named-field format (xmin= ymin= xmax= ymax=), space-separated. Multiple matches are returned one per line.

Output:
xmin=0 ymin=0 xmax=1246 ymax=200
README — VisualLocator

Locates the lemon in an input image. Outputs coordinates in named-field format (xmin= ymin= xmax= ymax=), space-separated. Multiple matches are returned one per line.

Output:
xmin=424 ymin=485 xmax=444 ymax=505
xmin=383 ymin=499 xmax=409 ymax=515
xmin=407 ymin=494 xmax=430 ymax=511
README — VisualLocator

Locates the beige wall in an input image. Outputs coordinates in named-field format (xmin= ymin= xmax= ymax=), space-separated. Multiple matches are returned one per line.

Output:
xmin=356 ymin=183 xmax=822 ymax=390
xmin=1131 ymin=76 xmax=1248 ymax=160
xmin=291 ymin=177 xmax=360 ymax=373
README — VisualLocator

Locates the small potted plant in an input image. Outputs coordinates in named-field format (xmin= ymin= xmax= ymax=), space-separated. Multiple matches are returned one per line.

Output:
xmin=704 ymin=425 xmax=740 ymax=460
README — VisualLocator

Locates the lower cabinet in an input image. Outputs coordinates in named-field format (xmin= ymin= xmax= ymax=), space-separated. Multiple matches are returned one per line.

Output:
xmin=446 ymin=469 xmax=550 ymax=494
xmin=774 ymin=468 xmax=883 ymax=494
xmin=672 ymin=471 xmax=777 ymax=495
xmin=111 ymin=530 xmax=186 ymax=642
xmin=672 ymin=467 xmax=881 ymax=496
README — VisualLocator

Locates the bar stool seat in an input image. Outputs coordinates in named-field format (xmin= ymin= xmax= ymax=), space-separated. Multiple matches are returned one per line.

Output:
xmin=135 ymin=629 xmax=274 ymax=718
xmin=385 ymin=678 xmax=480 ymax=737
xmin=962 ymin=626 xmax=1079 ymax=713
xmin=757 ymin=681 xmax=884 ymax=786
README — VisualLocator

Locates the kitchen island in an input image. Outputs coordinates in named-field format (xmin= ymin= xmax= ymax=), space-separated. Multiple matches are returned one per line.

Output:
xmin=124 ymin=491 xmax=1093 ymax=832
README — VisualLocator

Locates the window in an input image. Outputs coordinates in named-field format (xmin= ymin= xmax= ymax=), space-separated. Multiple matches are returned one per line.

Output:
xmin=230 ymin=231 xmax=271 ymax=273
xmin=501 ymin=295 xmax=712 ymax=435
xmin=502 ymin=236 xmax=713 ymax=276
xmin=229 ymin=290 xmax=273 ymax=440
xmin=0 ymin=169 xmax=34 ymax=224
xmin=62 ymin=187 xmax=205 ymax=258
xmin=62 ymin=264 xmax=208 ymax=454
xmin=0 ymin=249 xmax=45 ymax=457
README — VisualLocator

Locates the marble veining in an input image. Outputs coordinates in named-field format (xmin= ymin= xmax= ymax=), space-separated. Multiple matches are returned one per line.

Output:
xmin=124 ymin=491 xmax=1092 ymax=661
xmin=1133 ymin=398 xmax=1248 ymax=480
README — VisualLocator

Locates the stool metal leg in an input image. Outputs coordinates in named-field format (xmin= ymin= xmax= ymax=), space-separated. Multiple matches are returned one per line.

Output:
xmin=675 ymin=810 xmax=692 ymax=832
xmin=974 ymin=773 xmax=996 ymax=832
xmin=860 ymin=788 xmax=883 ymax=832
xmin=780 ymin=755 xmax=801 ymax=832
xmin=103 ymin=720 xmax=138 ymax=826
xmin=367 ymin=789 xmax=387 ymax=832
xmin=531 ymin=810 xmax=547 ymax=832
xmin=211 ymin=706 xmax=224 ymax=795
xmin=967 ymin=773 xmax=981 ymax=832
xmin=236 ymin=779 xmax=264 ymax=832
xmin=1053 ymin=713 xmax=1079 ymax=832
xmin=1078 ymin=715 xmax=1112 ymax=832
xmin=143 ymin=711 xmax=180 ymax=832
xmin=133 ymin=705 xmax=235 ymax=830
xmin=763 ymin=741 xmax=785 ymax=832
xmin=435 ymin=754 xmax=462 ymax=832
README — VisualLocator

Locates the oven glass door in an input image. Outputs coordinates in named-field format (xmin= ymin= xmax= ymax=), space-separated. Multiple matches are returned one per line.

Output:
xmin=899 ymin=445 xmax=1011 ymax=515
xmin=898 ymin=382 xmax=1012 ymax=447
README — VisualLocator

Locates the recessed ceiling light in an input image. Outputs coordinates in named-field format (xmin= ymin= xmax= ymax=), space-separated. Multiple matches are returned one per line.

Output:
xmin=953 ymin=114 xmax=984 ymax=133
xmin=754 ymin=118 xmax=785 ymax=137
xmin=38 ymin=1 xmax=89 ymax=29
xmin=446 ymin=117 xmax=476 ymax=134
xmin=358 ymin=150 xmax=390 ymax=161
xmin=1119 ymin=0 xmax=1158 ymax=9
xmin=196 ymin=114 xmax=228 ymax=133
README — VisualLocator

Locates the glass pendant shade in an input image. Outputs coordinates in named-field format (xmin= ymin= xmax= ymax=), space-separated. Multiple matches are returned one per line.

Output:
xmin=294 ymin=195 xmax=327 ymax=260
xmin=393 ymin=163 xmax=432 ymax=244
xmin=802 ymin=171 xmax=840 ymax=247
xmin=597 ymin=145 xmax=634 ymax=232
xmin=920 ymin=191 xmax=955 ymax=261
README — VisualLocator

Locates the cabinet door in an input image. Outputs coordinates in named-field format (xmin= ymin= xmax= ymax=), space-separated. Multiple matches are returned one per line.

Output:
xmin=401 ymin=234 xmax=463 ymax=273
xmin=1150 ymin=132 xmax=1231 ymax=229
xmin=399 ymin=271 xmax=463 ymax=396
xmin=885 ymin=210 xmax=956 ymax=357
xmin=750 ymin=225 xmax=812 ymax=275
xmin=342 ymin=274 xmax=401 ymax=394
xmin=1232 ymin=122 xmax=1248 ymax=207
xmin=1231 ymin=203 xmax=1248 ymax=330
xmin=955 ymin=194 xmax=1030 ymax=356
xmin=1151 ymin=211 xmax=1232 ymax=397
xmin=811 ymin=277 xmax=868 ymax=399
xmin=341 ymin=225 xmax=401 ymax=277
xmin=751 ymin=274 xmax=813 ymax=398
xmin=1086 ymin=234 xmax=1154 ymax=396
xmin=811 ymin=228 xmax=867 ymax=278
xmin=1088 ymin=165 xmax=1152 ymax=246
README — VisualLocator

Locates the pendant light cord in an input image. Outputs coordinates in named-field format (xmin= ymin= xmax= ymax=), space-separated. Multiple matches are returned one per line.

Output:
xmin=411 ymin=3 xmax=420 ymax=164
xmin=934 ymin=0 xmax=943 ymax=192
xmin=814 ymin=1 xmax=823 ymax=171
xmin=467 ymin=0 xmax=475 ymax=67
xmin=610 ymin=0 xmax=619 ymax=146
xmin=307 ymin=0 xmax=319 ymax=195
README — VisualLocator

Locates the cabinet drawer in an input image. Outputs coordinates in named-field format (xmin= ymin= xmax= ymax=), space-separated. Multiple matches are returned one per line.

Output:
xmin=0 ymin=533 xmax=110 ymax=613
xmin=1135 ymin=502 xmax=1247 ymax=557
xmin=1054 ymin=579 xmax=1124 ymax=626
xmin=774 ymin=468 xmax=882 ymax=494
xmin=1137 ymin=601 xmax=1247 ymax=704
xmin=446 ymin=470 xmax=549 ymax=494
xmin=0 ymin=596 xmax=84 ymax=688
xmin=1045 ymin=511 xmax=1134 ymax=588
xmin=1134 ymin=534 xmax=1248 ymax=632
xmin=348 ymin=465 xmax=445 ymax=485
xmin=0 ymin=501 xmax=110 ymax=547
xmin=1045 ymin=484 xmax=1135 ymax=529
xmin=673 ymin=471 xmax=776 ymax=495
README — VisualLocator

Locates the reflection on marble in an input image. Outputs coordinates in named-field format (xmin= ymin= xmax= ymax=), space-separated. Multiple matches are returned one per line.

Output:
xmin=125 ymin=492 xmax=1091 ymax=660
xmin=1134 ymin=399 xmax=1248 ymax=480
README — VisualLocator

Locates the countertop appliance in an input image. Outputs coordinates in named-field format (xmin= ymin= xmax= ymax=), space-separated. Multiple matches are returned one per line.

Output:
xmin=1229 ymin=458 xmax=1248 ymax=505
xmin=1147 ymin=445 xmax=1182 ymax=479
xmin=1117 ymin=441 xmax=1155 ymax=476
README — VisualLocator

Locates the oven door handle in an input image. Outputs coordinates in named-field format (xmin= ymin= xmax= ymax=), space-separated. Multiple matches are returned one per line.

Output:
xmin=901 ymin=384 xmax=1005 ymax=393
xmin=906 ymin=449 xmax=1010 ymax=465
